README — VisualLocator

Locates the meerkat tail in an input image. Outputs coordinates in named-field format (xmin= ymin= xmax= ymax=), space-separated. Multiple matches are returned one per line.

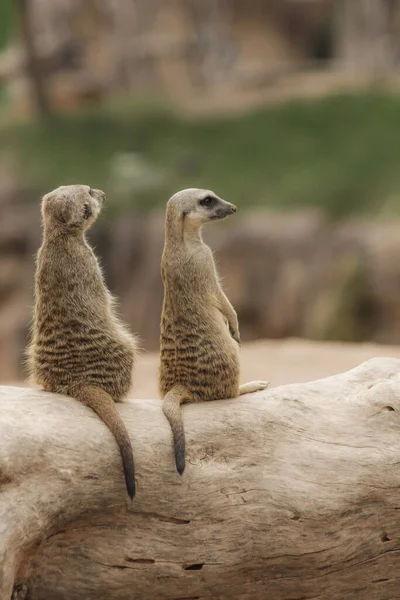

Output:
xmin=163 ymin=386 xmax=191 ymax=475
xmin=72 ymin=385 xmax=135 ymax=499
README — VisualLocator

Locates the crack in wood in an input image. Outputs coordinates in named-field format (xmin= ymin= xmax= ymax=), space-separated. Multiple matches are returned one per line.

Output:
xmin=125 ymin=557 xmax=155 ymax=564
xmin=183 ymin=563 xmax=204 ymax=571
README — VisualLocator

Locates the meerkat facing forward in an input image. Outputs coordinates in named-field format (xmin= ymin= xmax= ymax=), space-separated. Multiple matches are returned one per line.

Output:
xmin=159 ymin=188 xmax=269 ymax=474
xmin=27 ymin=185 xmax=138 ymax=498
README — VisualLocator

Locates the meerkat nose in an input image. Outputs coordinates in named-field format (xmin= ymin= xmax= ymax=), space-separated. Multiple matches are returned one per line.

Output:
xmin=230 ymin=204 xmax=237 ymax=213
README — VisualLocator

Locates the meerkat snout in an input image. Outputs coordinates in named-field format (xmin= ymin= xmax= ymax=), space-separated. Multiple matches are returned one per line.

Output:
xmin=208 ymin=199 xmax=237 ymax=221
xmin=86 ymin=188 xmax=105 ymax=217
xmin=90 ymin=187 xmax=106 ymax=206
xmin=218 ymin=201 xmax=236 ymax=217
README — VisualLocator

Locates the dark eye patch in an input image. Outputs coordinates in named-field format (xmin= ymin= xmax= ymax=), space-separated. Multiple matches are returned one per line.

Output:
xmin=200 ymin=195 xmax=216 ymax=208
xmin=83 ymin=203 xmax=92 ymax=219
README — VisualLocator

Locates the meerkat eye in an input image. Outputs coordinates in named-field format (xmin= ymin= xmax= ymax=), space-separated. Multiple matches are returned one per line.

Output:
xmin=83 ymin=203 xmax=92 ymax=220
xmin=200 ymin=196 xmax=216 ymax=208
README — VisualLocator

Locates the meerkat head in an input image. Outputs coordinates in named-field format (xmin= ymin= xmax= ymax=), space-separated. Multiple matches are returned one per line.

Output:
xmin=41 ymin=184 xmax=105 ymax=234
xmin=167 ymin=188 xmax=237 ymax=229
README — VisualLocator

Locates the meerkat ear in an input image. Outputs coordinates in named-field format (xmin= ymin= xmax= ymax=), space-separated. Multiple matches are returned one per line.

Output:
xmin=41 ymin=192 xmax=74 ymax=225
xmin=54 ymin=197 xmax=73 ymax=224
xmin=181 ymin=210 xmax=189 ymax=217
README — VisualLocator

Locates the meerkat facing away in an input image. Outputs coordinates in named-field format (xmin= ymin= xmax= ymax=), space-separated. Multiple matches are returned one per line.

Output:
xmin=27 ymin=185 xmax=138 ymax=498
xmin=158 ymin=188 xmax=269 ymax=475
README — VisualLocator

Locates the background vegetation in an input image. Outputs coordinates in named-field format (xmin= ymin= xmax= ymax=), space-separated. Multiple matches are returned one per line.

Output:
xmin=0 ymin=0 xmax=14 ymax=50
xmin=2 ymin=91 xmax=400 ymax=218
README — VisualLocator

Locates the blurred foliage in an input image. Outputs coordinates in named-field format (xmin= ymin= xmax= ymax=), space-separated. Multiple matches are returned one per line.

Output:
xmin=2 ymin=92 xmax=400 ymax=217
xmin=0 ymin=0 xmax=14 ymax=49
xmin=0 ymin=0 xmax=15 ymax=104
xmin=0 ymin=0 xmax=16 ymax=106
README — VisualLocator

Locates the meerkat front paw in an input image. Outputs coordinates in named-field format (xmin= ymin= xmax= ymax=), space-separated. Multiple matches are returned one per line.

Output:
xmin=12 ymin=585 xmax=28 ymax=600
xmin=239 ymin=381 xmax=270 ymax=395
xmin=229 ymin=324 xmax=241 ymax=346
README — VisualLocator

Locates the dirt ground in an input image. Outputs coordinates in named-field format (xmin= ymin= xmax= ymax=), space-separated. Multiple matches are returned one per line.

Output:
xmin=132 ymin=338 xmax=400 ymax=399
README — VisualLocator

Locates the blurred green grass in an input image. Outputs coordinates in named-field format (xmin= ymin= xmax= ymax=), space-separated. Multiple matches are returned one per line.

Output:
xmin=0 ymin=0 xmax=14 ymax=105
xmin=0 ymin=0 xmax=14 ymax=50
xmin=2 ymin=91 xmax=400 ymax=218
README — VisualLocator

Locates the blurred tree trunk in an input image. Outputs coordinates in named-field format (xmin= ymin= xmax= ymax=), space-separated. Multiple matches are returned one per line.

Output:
xmin=17 ymin=0 xmax=51 ymax=118
xmin=186 ymin=0 xmax=237 ymax=88
xmin=128 ymin=0 xmax=160 ymax=90
xmin=334 ymin=0 xmax=396 ymax=76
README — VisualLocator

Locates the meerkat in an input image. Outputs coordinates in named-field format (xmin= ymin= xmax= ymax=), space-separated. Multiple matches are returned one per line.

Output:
xmin=27 ymin=185 xmax=138 ymax=498
xmin=158 ymin=188 xmax=269 ymax=475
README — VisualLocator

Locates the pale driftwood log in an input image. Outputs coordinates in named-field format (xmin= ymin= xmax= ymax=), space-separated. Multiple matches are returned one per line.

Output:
xmin=1 ymin=358 xmax=400 ymax=600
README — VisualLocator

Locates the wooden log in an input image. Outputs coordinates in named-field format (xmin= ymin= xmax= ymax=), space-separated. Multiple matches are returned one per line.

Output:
xmin=1 ymin=357 xmax=400 ymax=599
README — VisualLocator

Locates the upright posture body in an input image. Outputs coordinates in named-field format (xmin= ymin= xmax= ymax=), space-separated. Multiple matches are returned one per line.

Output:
xmin=28 ymin=185 xmax=138 ymax=498
xmin=159 ymin=188 xmax=268 ymax=474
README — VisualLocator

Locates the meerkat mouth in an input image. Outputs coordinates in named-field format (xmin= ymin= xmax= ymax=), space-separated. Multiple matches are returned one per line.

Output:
xmin=209 ymin=208 xmax=235 ymax=220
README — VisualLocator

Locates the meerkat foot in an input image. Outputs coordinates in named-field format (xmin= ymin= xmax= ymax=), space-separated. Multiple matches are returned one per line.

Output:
xmin=12 ymin=584 xmax=28 ymax=600
xmin=239 ymin=381 xmax=270 ymax=395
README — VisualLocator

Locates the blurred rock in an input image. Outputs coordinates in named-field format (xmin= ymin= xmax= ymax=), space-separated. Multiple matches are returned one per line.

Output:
xmin=0 ymin=162 xmax=41 ymax=381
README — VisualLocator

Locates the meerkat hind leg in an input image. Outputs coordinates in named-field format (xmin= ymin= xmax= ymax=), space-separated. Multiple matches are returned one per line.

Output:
xmin=239 ymin=381 xmax=270 ymax=395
